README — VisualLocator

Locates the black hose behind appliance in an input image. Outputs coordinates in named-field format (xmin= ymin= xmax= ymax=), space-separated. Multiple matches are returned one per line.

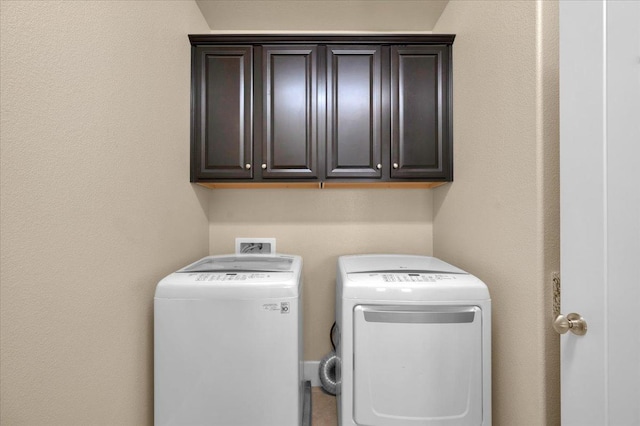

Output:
xmin=318 ymin=322 xmax=340 ymax=395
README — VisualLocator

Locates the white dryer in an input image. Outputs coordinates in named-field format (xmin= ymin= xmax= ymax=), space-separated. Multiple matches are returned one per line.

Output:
xmin=154 ymin=254 xmax=305 ymax=426
xmin=336 ymin=254 xmax=491 ymax=426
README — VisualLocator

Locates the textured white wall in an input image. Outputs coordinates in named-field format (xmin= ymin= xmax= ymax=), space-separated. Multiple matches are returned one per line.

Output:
xmin=208 ymin=189 xmax=434 ymax=360
xmin=433 ymin=1 xmax=560 ymax=425
xmin=0 ymin=1 xmax=210 ymax=424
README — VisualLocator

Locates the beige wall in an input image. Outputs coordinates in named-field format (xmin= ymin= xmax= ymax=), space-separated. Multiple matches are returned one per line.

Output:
xmin=208 ymin=189 xmax=434 ymax=360
xmin=1 ymin=1 xmax=560 ymax=425
xmin=433 ymin=1 xmax=560 ymax=425
xmin=0 ymin=1 xmax=210 ymax=424
xmin=196 ymin=0 xmax=448 ymax=32
xmin=204 ymin=3 xmax=561 ymax=424
xmin=200 ymin=0 xmax=442 ymax=364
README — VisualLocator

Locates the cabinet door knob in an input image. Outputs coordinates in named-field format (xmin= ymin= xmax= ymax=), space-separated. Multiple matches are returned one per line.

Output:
xmin=262 ymin=163 xmax=267 ymax=169
xmin=376 ymin=163 xmax=382 ymax=170
xmin=245 ymin=163 xmax=251 ymax=170
xmin=393 ymin=163 xmax=399 ymax=169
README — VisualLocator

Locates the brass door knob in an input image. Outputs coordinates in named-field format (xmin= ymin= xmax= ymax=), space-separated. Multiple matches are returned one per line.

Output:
xmin=553 ymin=313 xmax=587 ymax=336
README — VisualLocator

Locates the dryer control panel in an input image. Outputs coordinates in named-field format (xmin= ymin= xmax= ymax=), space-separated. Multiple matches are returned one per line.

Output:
xmin=348 ymin=272 xmax=463 ymax=283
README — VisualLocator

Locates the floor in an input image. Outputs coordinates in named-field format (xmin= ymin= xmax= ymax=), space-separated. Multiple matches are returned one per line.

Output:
xmin=311 ymin=387 xmax=337 ymax=426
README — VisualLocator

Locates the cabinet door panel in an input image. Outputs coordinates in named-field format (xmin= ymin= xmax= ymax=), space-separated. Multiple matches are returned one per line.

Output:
xmin=326 ymin=46 xmax=382 ymax=178
xmin=192 ymin=46 xmax=253 ymax=180
xmin=391 ymin=45 xmax=451 ymax=180
xmin=263 ymin=46 xmax=318 ymax=179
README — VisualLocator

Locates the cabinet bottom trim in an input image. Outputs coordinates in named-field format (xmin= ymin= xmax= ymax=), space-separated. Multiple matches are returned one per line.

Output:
xmin=196 ymin=182 xmax=322 ymax=189
xmin=321 ymin=182 xmax=448 ymax=189
xmin=196 ymin=181 xmax=449 ymax=189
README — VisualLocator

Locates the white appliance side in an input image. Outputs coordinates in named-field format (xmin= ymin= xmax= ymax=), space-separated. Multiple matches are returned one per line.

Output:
xmin=154 ymin=296 xmax=301 ymax=426
xmin=298 ymin=273 xmax=304 ymax=421
xmin=482 ymin=301 xmax=492 ymax=426
xmin=335 ymin=269 xmax=346 ymax=423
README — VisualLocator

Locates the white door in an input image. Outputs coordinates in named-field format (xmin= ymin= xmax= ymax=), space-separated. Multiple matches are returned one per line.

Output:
xmin=560 ymin=1 xmax=640 ymax=425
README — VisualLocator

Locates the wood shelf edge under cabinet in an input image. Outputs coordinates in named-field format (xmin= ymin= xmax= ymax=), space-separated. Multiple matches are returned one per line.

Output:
xmin=321 ymin=182 xmax=448 ymax=189
xmin=196 ymin=182 xmax=322 ymax=189
xmin=196 ymin=181 xmax=448 ymax=189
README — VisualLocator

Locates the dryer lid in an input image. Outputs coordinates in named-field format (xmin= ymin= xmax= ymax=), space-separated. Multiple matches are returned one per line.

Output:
xmin=339 ymin=254 xmax=466 ymax=275
xmin=179 ymin=255 xmax=294 ymax=273
xmin=338 ymin=255 xmax=490 ymax=302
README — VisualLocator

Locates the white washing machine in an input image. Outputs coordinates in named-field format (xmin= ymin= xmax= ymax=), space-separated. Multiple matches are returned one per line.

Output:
xmin=336 ymin=254 xmax=491 ymax=426
xmin=154 ymin=254 xmax=306 ymax=426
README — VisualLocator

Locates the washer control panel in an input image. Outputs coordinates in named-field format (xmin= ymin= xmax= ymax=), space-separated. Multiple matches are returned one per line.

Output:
xmin=382 ymin=273 xmax=436 ymax=283
xmin=186 ymin=272 xmax=291 ymax=283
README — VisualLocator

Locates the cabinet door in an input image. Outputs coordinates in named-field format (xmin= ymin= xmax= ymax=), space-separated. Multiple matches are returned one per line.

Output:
xmin=326 ymin=46 xmax=382 ymax=179
xmin=261 ymin=46 xmax=318 ymax=179
xmin=192 ymin=46 xmax=253 ymax=180
xmin=391 ymin=45 xmax=452 ymax=180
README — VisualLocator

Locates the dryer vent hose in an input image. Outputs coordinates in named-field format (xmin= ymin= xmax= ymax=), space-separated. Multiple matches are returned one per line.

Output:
xmin=319 ymin=351 xmax=339 ymax=395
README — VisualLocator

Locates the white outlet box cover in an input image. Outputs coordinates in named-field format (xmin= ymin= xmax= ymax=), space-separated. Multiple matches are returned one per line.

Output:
xmin=235 ymin=238 xmax=276 ymax=255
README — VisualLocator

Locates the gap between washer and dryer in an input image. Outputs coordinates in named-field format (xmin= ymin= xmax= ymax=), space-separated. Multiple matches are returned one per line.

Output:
xmin=311 ymin=387 xmax=337 ymax=426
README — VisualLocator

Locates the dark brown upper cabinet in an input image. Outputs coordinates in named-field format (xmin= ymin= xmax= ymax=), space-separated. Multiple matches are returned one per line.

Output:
xmin=191 ymin=46 xmax=253 ymax=180
xmin=260 ymin=46 xmax=318 ymax=179
xmin=391 ymin=45 xmax=452 ymax=180
xmin=326 ymin=46 xmax=383 ymax=179
xmin=189 ymin=35 xmax=454 ymax=186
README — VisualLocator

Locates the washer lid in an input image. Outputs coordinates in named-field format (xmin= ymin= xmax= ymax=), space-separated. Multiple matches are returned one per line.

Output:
xmin=180 ymin=255 xmax=294 ymax=273
xmin=339 ymin=254 xmax=466 ymax=275
xmin=155 ymin=254 xmax=301 ymax=300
